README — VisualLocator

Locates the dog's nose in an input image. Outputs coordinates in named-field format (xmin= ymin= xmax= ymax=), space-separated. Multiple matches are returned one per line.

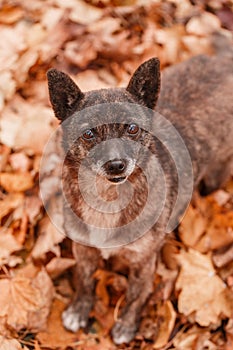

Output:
xmin=104 ymin=159 xmax=127 ymax=175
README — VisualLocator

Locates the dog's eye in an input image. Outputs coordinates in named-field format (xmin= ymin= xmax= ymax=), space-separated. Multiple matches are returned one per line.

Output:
xmin=82 ymin=129 xmax=94 ymax=140
xmin=127 ymin=123 xmax=139 ymax=135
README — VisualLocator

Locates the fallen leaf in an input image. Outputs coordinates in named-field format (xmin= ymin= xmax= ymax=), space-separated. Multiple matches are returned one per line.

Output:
xmin=36 ymin=298 xmax=78 ymax=348
xmin=46 ymin=257 xmax=76 ymax=279
xmin=0 ymin=96 xmax=54 ymax=154
xmin=0 ymin=228 xmax=22 ymax=265
xmin=0 ymin=172 xmax=34 ymax=192
xmin=195 ymin=212 xmax=233 ymax=253
xmin=176 ymin=249 xmax=232 ymax=326
xmin=68 ymin=0 xmax=103 ymax=25
xmin=179 ymin=205 xmax=207 ymax=248
xmin=28 ymin=269 xmax=54 ymax=331
xmin=186 ymin=12 xmax=221 ymax=36
xmin=31 ymin=216 xmax=64 ymax=259
xmin=153 ymin=301 xmax=176 ymax=349
xmin=9 ymin=152 xmax=31 ymax=172
xmin=0 ymin=276 xmax=43 ymax=331
xmin=0 ymin=336 xmax=29 ymax=350
xmin=0 ymin=193 xmax=24 ymax=220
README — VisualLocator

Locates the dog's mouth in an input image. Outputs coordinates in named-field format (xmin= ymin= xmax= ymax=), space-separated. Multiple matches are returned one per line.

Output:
xmin=108 ymin=176 xmax=127 ymax=184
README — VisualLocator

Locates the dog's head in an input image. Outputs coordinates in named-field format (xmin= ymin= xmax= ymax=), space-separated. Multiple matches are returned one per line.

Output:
xmin=47 ymin=58 xmax=160 ymax=184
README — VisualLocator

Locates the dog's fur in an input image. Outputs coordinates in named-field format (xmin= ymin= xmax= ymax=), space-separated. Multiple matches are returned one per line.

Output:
xmin=47 ymin=48 xmax=233 ymax=344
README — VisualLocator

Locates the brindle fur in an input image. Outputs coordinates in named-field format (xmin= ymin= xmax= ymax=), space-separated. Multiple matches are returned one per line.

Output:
xmin=47 ymin=47 xmax=233 ymax=344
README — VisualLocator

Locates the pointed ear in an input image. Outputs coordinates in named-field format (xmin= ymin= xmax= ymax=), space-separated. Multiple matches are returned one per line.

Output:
xmin=126 ymin=58 xmax=160 ymax=109
xmin=47 ymin=69 xmax=84 ymax=121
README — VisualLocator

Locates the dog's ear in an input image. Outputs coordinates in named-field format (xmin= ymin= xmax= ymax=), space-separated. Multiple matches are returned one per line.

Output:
xmin=47 ymin=69 xmax=84 ymax=121
xmin=126 ymin=58 xmax=160 ymax=109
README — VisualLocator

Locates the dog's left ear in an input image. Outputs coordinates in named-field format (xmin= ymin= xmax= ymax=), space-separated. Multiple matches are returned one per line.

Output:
xmin=47 ymin=69 xmax=84 ymax=121
xmin=126 ymin=58 xmax=160 ymax=109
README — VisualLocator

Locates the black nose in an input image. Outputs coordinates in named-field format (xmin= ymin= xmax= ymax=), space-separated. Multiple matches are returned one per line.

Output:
xmin=103 ymin=159 xmax=127 ymax=175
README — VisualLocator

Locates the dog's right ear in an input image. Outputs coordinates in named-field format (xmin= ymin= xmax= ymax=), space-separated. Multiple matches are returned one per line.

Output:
xmin=47 ymin=69 xmax=84 ymax=121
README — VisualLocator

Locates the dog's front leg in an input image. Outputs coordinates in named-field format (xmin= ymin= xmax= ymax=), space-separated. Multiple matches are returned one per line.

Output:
xmin=112 ymin=252 xmax=157 ymax=344
xmin=62 ymin=242 xmax=100 ymax=333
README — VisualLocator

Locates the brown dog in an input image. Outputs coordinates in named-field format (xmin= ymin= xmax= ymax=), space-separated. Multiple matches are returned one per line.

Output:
xmin=47 ymin=48 xmax=233 ymax=344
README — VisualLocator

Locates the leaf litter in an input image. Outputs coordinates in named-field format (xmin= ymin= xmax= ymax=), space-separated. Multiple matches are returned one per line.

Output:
xmin=0 ymin=0 xmax=233 ymax=349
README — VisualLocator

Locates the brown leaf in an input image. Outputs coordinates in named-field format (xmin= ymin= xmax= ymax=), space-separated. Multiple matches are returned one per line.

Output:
xmin=179 ymin=204 xmax=207 ymax=248
xmin=68 ymin=0 xmax=103 ymax=25
xmin=186 ymin=12 xmax=221 ymax=36
xmin=153 ymin=301 xmax=176 ymax=349
xmin=0 ymin=96 xmax=54 ymax=154
xmin=9 ymin=152 xmax=31 ymax=172
xmin=36 ymin=298 xmax=78 ymax=348
xmin=195 ymin=212 xmax=233 ymax=253
xmin=0 ymin=228 xmax=22 ymax=265
xmin=0 ymin=276 xmax=43 ymax=331
xmin=31 ymin=216 xmax=64 ymax=259
xmin=0 ymin=336 xmax=29 ymax=350
xmin=0 ymin=193 xmax=24 ymax=220
xmin=176 ymin=249 xmax=232 ymax=326
xmin=28 ymin=269 xmax=54 ymax=331
xmin=0 ymin=5 xmax=24 ymax=25
xmin=46 ymin=257 xmax=76 ymax=279
xmin=0 ymin=172 xmax=34 ymax=192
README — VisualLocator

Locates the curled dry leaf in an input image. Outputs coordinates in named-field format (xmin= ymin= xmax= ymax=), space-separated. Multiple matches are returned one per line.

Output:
xmin=153 ymin=301 xmax=176 ymax=349
xmin=176 ymin=249 xmax=232 ymax=326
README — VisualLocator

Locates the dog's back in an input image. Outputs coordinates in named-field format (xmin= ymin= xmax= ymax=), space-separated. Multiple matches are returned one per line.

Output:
xmin=157 ymin=52 xmax=233 ymax=193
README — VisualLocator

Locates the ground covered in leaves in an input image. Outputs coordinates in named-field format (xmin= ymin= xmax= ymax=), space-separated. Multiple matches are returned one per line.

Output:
xmin=0 ymin=0 xmax=233 ymax=349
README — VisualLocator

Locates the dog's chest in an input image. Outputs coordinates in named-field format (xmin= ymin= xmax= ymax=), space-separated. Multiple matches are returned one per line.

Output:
xmin=98 ymin=231 xmax=155 ymax=260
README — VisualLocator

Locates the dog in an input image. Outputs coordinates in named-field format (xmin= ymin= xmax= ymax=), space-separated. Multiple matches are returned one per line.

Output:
xmin=47 ymin=46 xmax=233 ymax=344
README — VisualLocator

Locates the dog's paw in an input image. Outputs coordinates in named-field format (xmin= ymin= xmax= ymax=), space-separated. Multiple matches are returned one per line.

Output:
xmin=111 ymin=321 xmax=137 ymax=345
xmin=62 ymin=301 xmax=90 ymax=333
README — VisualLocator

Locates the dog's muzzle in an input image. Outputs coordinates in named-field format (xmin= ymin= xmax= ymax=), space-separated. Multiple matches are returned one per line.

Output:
xmin=103 ymin=159 xmax=127 ymax=183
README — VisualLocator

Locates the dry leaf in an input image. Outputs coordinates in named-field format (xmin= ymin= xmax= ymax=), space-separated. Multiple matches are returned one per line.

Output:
xmin=153 ymin=301 xmax=176 ymax=349
xmin=0 ymin=5 xmax=24 ymax=25
xmin=179 ymin=205 xmax=207 ymax=247
xmin=0 ymin=276 xmax=43 ymax=331
xmin=186 ymin=12 xmax=221 ymax=36
xmin=9 ymin=152 xmax=31 ymax=172
xmin=46 ymin=257 xmax=76 ymax=279
xmin=0 ymin=96 xmax=54 ymax=154
xmin=0 ymin=172 xmax=34 ymax=192
xmin=0 ymin=228 xmax=22 ymax=265
xmin=28 ymin=269 xmax=54 ymax=331
xmin=195 ymin=212 xmax=233 ymax=253
xmin=36 ymin=298 xmax=78 ymax=348
xmin=0 ymin=336 xmax=29 ymax=350
xmin=31 ymin=216 xmax=64 ymax=259
xmin=0 ymin=193 xmax=24 ymax=220
xmin=176 ymin=249 xmax=232 ymax=326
